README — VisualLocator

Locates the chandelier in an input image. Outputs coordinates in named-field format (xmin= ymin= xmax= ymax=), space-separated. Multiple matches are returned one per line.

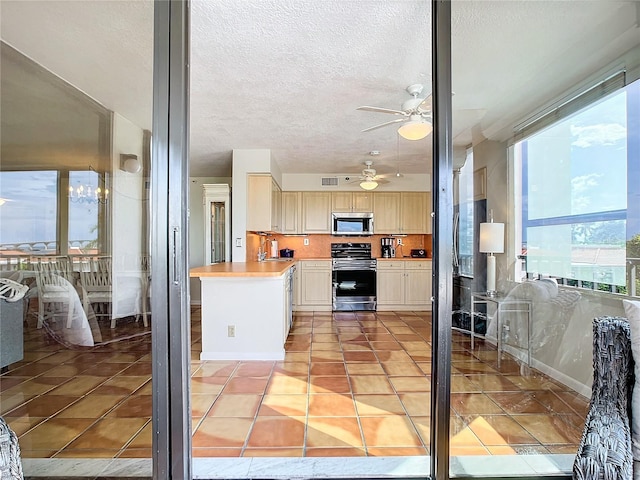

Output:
xmin=68 ymin=183 xmax=108 ymax=204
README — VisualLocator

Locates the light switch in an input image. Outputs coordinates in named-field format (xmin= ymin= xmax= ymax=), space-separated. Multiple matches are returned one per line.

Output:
xmin=235 ymin=238 xmax=242 ymax=247
xmin=303 ymin=238 xmax=310 ymax=246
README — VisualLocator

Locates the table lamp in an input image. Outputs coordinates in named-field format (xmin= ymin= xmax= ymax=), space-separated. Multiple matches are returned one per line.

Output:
xmin=479 ymin=213 xmax=504 ymax=297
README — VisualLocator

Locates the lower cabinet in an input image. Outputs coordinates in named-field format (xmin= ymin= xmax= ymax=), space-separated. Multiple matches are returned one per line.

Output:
xmin=377 ymin=260 xmax=432 ymax=311
xmin=292 ymin=259 xmax=431 ymax=313
xmin=295 ymin=260 xmax=332 ymax=311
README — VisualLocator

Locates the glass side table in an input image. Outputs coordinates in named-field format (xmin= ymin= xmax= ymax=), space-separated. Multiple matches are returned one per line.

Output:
xmin=470 ymin=292 xmax=532 ymax=368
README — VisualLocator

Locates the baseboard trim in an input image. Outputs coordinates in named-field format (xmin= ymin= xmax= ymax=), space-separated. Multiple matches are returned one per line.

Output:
xmin=530 ymin=358 xmax=591 ymax=398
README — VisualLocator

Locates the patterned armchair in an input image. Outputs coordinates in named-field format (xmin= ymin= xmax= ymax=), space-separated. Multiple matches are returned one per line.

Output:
xmin=0 ymin=416 xmax=23 ymax=479
xmin=573 ymin=316 xmax=634 ymax=480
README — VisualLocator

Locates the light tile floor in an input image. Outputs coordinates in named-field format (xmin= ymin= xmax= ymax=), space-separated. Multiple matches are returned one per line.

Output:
xmin=0 ymin=308 xmax=588 ymax=458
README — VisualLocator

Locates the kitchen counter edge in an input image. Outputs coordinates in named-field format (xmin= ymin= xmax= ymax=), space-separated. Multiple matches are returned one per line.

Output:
xmin=190 ymin=261 xmax=297 ymax=278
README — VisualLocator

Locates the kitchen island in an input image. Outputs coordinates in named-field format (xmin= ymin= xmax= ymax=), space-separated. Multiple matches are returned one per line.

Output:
xmin=190 ymin=261 xmax=296 ymax=360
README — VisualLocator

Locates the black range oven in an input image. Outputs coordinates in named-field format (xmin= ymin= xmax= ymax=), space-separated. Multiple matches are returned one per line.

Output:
xmin=331 ymin=243 xmax=376 ymax=311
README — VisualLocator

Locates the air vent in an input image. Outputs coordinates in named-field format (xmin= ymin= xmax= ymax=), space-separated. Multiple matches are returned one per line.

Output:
xmin=321 ymin=177 xmax=339 ymax=187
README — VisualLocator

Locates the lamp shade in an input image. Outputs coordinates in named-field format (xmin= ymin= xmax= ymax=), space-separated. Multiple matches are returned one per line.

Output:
xmin=398 ymin=117 xmax=433 ymax=140
xmin=359 ymin=180 xmax=378 ymax=191
xmin=479 ymin=222 xmax=504 ymax=254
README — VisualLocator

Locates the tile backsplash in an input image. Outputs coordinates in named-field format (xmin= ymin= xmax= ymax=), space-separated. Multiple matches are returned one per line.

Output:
xmin=247 ymin=233 xmax=432 ymax=261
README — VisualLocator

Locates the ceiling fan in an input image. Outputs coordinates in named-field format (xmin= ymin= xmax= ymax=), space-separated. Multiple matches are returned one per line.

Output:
xmin=358 ymin=84 xmax=433 ymax=140
xmin=348 ymin=161 xmax=390 ymax=191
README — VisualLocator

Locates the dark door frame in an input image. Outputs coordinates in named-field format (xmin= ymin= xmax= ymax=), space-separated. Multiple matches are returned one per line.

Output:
xmin=151 ymin=1 xmax=191 ymax=479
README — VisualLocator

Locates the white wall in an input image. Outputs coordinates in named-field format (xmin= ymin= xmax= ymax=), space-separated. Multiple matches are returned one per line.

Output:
xmin=547 ymin=289 xmax=625 ymax=395
xmin=111 ymin=113 xmax=144 ymax=318
xmin=188 ymin=176 xmax=231 ymax=304
xmin=472 ymin=139 xmax=509 ymax=279
xmin=231 ymin=149 xmax=272 ymax=262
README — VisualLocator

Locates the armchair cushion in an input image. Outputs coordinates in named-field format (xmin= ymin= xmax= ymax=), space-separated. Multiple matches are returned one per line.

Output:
xmin=623 ymin=300 xmax=640 ymax=464
xmin=573 ymin=316 xmax=634 ymax=480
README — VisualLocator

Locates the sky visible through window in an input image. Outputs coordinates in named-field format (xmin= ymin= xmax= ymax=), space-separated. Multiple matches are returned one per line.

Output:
xmin=527 ymin=90 xmax=627 ymax=221
xmin=523 ymin=88 xmax=629 ymax=286
xmin=0 ymin=170 xmax=99 ymax=249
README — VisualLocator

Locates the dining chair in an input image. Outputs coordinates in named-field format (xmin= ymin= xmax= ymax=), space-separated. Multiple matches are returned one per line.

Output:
xmin=31 ymin=255 xmax=75 ymax=329
xmin=78 ymin=256 xmax=113 ymax=327
xmin=0 ymin=255 xmax=25 ymax=272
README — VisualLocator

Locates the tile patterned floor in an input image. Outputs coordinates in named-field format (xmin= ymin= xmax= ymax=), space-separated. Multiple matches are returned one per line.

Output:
xmin=0 ymin=308 xmax=588 ymax=458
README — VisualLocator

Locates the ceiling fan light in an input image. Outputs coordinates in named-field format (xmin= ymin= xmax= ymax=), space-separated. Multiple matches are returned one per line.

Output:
xmin=398 ymin=120 xmax=432 ymax=140
xmin=359 ymin=180 xmax=378 ymax=191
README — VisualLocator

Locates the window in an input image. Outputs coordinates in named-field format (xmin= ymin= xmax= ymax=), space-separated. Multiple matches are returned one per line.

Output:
xmin=68 ymin=170 xmax=104 ymax=254
xmin=0 ymin=171 xmax=58 ymax=254
xmin=517 ymin=78 xmax=640 ymax=294
xmin=455 ymin=148 xmax=475 ymax=277
xmin=0 ymin=169 xmax=109 ymax=256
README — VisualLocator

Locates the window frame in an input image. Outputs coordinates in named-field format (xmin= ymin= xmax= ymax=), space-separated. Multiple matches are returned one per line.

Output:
xmin=515 ymin=76 xmax=640 ymax=296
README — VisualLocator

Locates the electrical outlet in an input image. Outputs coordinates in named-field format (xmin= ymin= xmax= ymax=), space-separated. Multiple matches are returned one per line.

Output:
xmin=235 ymin=238 xmax=242 ymax=247
xmin=303 ymin=238 xmax=310 ymax=246
xmin=396 ymin=238 xmax=403 ymax=246
xmin=227 ymin=325 xmax=235 ymax=337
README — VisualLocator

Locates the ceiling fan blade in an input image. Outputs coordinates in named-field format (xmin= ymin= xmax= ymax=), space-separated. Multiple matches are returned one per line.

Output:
xmin=418 ymin=94 xmax=432 ymax=111
xmin=357 ymin=106 xmax=408 ymax=116
xmin=361 ymin=118 xmax=405 ymax=132
xmin=375 ymin=178 xmax=391 ymax=185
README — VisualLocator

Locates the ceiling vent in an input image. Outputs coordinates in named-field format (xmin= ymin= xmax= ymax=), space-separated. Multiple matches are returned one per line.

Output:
xmin=321 ymin=177 xmax=339 ymax=187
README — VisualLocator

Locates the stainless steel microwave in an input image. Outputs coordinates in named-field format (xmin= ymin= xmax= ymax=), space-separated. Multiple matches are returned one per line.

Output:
xmin=331 ymin=212 xmax=374 ymax=236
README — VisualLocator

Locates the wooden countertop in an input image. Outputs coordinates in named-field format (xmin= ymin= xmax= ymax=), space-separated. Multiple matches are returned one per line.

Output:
xmin=190 ymin=258 xmax=431 ymax=278
xmin=190 ymin=261 xmax=296 ymax=278
xmin=293 ymin=257 xmax=431 ymax=261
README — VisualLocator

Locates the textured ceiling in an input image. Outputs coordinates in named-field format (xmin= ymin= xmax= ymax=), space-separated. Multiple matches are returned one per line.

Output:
xmin=1 ymin=1 xmax=639 ymax=178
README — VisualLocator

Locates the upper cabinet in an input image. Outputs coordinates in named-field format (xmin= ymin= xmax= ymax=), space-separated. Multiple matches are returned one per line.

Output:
xmin=246 ymin=174 xmax=281 ymax=232
xmin=331 ymin=192 xmax=373 ymax=213
xmin=302 ymin=192 xmax=331 ymax=233
xmin=248 ymin=184 xmax=431 ymax=235
xmin=374 ymin=192 xmax=431 ymax=234
xmin=271 ymin=178 xmax=282 ymax=232
xmin=281 ymin=191 xmax=301 ymax=234
xmin=400 ymin=192 xmax=431 ymax=234
xmin=373 ymin=192 xmax=401 ymax=233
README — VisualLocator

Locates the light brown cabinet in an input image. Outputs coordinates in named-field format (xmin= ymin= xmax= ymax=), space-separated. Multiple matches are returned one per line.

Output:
xmin=331 ymin=192 xmax=373 ymax=213
xmin=376 ymin=261 xmax=405 ymax=305
xmin=400 ymin=192 xmax=431 ymax=234
xmin=377 ymin=260 xmax=432 ymax=310
xmin=373 ymin=192 xmax=431 ymax=234
xmin=373 ymin=192 xmax=401 ymax=233
xmin=247 ymin=174 xmax=282 ymax=232
xmin=271 ymin=179 xmax=282 ymax=232
xmin=247 ymin=174 xmax=275 ymax=232
xmin=404 ymin=261 xmax=432 ymax=305
xmin=296 ymin=260 xmax=332 ymax=311
xmin=250 ymin=186 xmax=430 ymax=235
xmin=281 ymin=191 xmax=301 ymax=234
xmin=302 ymin=192 xmax=331 ymax=233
